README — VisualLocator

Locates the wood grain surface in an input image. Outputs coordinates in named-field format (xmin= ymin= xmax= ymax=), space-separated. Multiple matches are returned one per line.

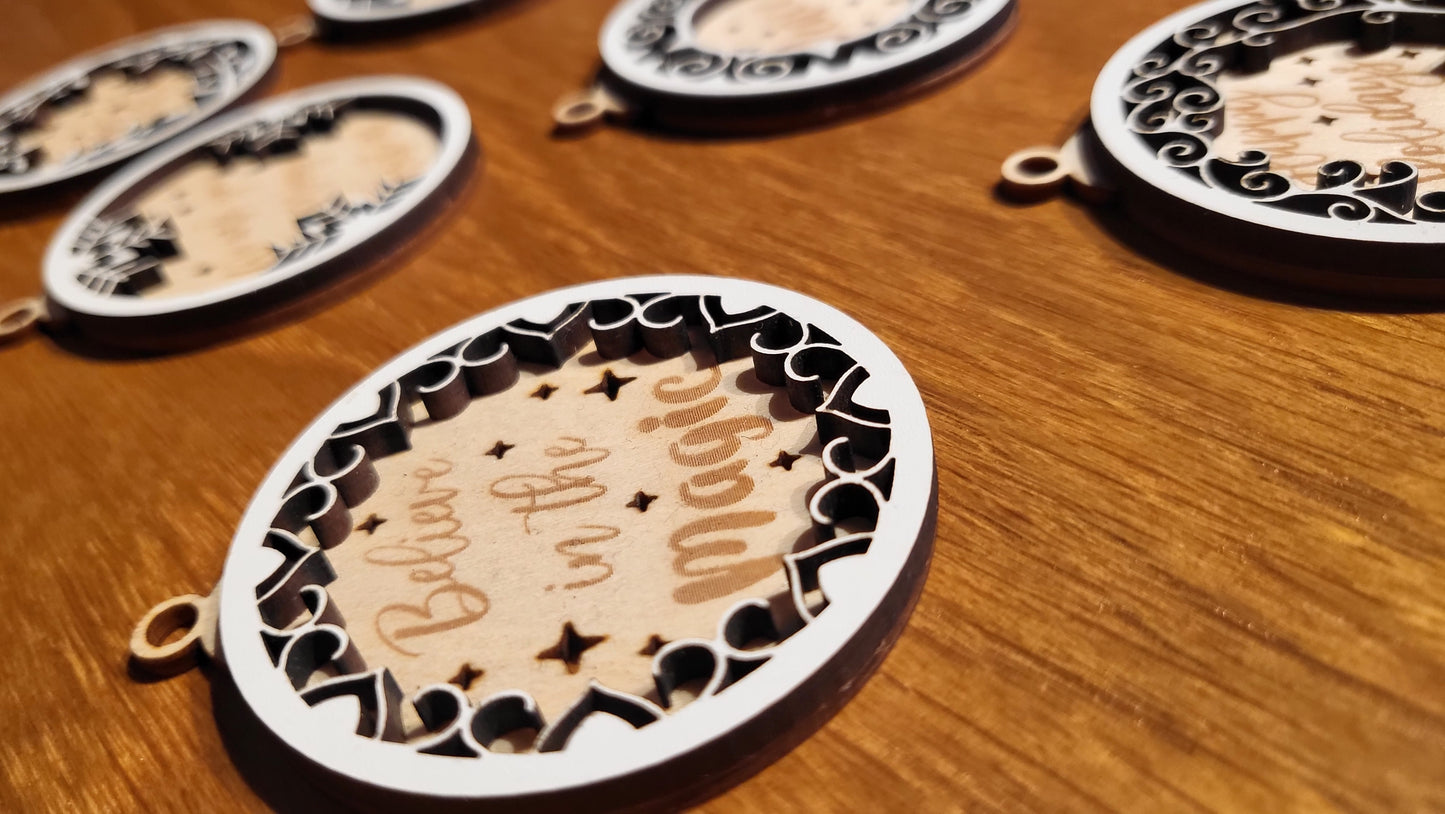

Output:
xmin=1 ymin=0 xmax=1443 ymax=811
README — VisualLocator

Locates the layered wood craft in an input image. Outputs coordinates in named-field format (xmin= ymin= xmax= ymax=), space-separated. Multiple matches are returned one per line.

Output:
xmin=1002 ymin=0 xmax=1445 ymax=296
xmin=0 ymin=21 xmax=276 ymax=197
xmin=129 ymin=277 xmax=937 ymax=811
xmin=554 ymin=0 xmax=1018 ymax=133
xmin=0 ymin=77 xmax=472 ymax=348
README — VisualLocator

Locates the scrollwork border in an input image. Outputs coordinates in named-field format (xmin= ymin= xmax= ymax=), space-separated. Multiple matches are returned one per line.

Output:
xmin=1123 ymin=0 xmax=1445 ymax=224
xmin=624 ymin=0 xmax=977 ymax=84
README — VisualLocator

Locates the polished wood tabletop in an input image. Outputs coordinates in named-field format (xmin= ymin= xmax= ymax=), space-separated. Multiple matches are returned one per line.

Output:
xmin=2 ymin=0 xmax=1444 ymax=811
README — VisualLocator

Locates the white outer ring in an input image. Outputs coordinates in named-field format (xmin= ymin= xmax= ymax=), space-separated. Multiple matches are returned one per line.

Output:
xmin=1091 ymin=0 xmax=1445 ymax=246
xmin=599 ymin=0 xmax=1014 ymax=99
xmin=0 ymin=20 xmax=276 ymax=196
xmin=42 ymin=76 xmax=472 ymax=321
xmin=307 ymin=0 xmax=484 ymax=24
xmin=216 ymin=275 xmax=936 ymax=801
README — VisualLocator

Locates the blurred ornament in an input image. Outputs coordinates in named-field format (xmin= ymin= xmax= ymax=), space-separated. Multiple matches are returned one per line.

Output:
xmin=555 ymin=0 xmax=1017 ymax=134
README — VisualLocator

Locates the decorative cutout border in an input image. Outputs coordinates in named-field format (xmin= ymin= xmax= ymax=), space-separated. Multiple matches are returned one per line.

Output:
xmin=621 ymin=0 xmax=978 ymax=84
xmin=597 ymin=0 xmax=1014 ymax=101
xmin=251 ymin=292 xmax=897 ymax=755
xmin=1122 ymin=0 xmax=1445 ymax=224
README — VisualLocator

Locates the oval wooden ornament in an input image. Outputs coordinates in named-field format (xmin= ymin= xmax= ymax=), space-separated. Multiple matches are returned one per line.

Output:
xmin=131 ymin=276 xmax=936 ymax=811
xmin=555 ymin=0 xmax=1018 ymax=133
xmin=23 ymin=76 xmax=472 ymax=348
xmin=0 ymin=20 xmax=277 ymax=197
xmin=1002 ymin=0 xmax=1445 ymax=297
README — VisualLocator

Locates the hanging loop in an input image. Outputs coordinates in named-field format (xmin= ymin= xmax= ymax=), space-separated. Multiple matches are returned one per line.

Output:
xmin=553 ymin=86 xmax=630 ymax=132
xmin=130 ymin=591 xmax=220 ymax=677
xmin=0 ymin=297 xmax=48 ymax=343
xmin=272 ymin=15 xmax=318 ymax=48
xmin=1001 ymin=126 xmax=1115 ymax=204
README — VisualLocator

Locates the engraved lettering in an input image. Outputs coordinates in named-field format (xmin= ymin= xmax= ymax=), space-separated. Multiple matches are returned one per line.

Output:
xmin=668 ymin=511 xmax=779 ymax=604
xmin=364 ymin=459 xmax=490 ymax=656
xmin=1221 ymin=54 xmax=1445 ymax=188
xmin=489 ymin=437 xmax=609 ymax=533
xmin=490 ymin=437 xmax=617 ymax=587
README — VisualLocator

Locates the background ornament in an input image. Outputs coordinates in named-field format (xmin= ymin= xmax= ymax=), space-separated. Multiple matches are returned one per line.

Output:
xmin=0 ymin=76 xmax=473 ymax=349
xmin=555 ymin=0 xmax=1017 ymax=133
xmin=1002 ymin=0 xmax=1445 ymax=297
xmin=0 ymin=21 xmax=276 ymax=198
xmin=129 ymin=276 xmax=937 ymax=811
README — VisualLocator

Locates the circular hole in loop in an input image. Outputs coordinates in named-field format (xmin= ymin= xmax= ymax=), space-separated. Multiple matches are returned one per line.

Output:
xmin=566 ymin=102 xmax=599 ymax=121
xmin=0 ymin=297 xmax=47 ymax=342
xmin=130 ymin=593 xmax=214 ymax=676
xmin=1001 ymin=147 xmax=1071 ymax=202
xmin=1004 ymin=148 xmax=1065 ymax=184
xmin=553 ymin=91 xmax=610 ymax=128
xmin=1017 ymin=153 xmax=1060 ymax=177
xmin=146 ymin=601 xmax=199 ymax=649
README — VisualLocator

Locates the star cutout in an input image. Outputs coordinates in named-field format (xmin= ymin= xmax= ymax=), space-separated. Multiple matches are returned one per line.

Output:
xmin=1315 ymin=115 xmax=1337 ymax=126
xmin=627 ymin=491 xmax=658 ymax=512
xmin=1402 ymin=49 xmax=1420 ymax=58
xmin=531 ymin=383 xmax=558 ymax=400
xmin=449 ymin=663 xmax=483 ymax=691
xmin=1301 ymin=77 xmax=1320 ymax=86
xmin=638 ymin=635 xmax=670 ymax=656
xmin=1297 ymin=56 xmax=1315 ymax=65
xmin=536 ymin=622 xmax=607 ymax=674
xmin=584 ymin=369 xmax=637 ymax=401
xmin=355 ymin=514 xmax=387 ymax=535
xmin=769 ymin=450 xmax=802 ymax=471
xmin=486 ymin=440 xmax=515 ymax=459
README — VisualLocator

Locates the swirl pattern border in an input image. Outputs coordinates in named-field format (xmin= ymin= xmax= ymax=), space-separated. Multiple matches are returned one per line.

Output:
xmin=1123 ymin=0 xmax=1445 ymax=224
xmin=622 ymin=0 xmax=978 ymax=85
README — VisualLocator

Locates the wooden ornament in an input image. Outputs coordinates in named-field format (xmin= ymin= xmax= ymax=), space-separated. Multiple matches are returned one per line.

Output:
xmin=0 ymin=21 xmax=276 ymax=197
xmin=3 ymin=76 xmax=473 ymax=348
xmin=554 ymin=0 xmax=1018 ymax=134
xmin=130 ymin=276 xmax=937 ymax=811
xmin=1002 ymin=0 xmax=1445 ymax=297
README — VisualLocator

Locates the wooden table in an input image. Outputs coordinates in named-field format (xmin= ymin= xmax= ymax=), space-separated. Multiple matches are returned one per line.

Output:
xmin=3 ymin=0 xmax=1443 ymax=810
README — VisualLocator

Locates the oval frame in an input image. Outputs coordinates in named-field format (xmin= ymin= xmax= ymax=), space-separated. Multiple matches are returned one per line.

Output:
xmin=1091 ymin=0 xmax=1445 ymax=253
xmin=213 ymin=275 xmax=936 ymax=806
xmin=41 ymin=76 xmax=473 ymax=334
xmin=598 ymin=0 xmax=1016 ymax=101
xmin=0 ymin=20 xmax=276 ymax=196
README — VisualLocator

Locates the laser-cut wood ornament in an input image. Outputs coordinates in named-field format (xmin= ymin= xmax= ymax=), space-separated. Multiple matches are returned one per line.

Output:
xmin=0 ymin=21 xmax=277 ymax=199
xmin=554 ymin=0 xmax=1018 ymax=134
xmin=129 ymin=276 xmax=937 ymax=811
xmin=1001 ymin=0 xmax=1445 ymax=297
xmin=0 ymin=77 xmax=473 ymax=349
